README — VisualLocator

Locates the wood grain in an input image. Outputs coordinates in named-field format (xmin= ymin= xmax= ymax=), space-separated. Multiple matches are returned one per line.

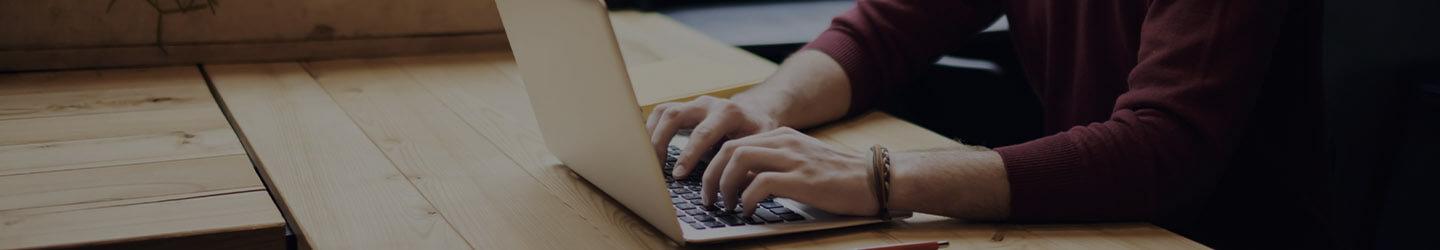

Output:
xmin=0 ymin=191 xmax=284 ymax=249
xmin=302 ymin=58 xmax=629 ymax=249
xmin=0 ymin=155 xmax=259 ymax=211
xmin=0 ymin=126 xmax=244 ymax=176
xmin=0 ymin=107 xmax=228 ymax=146
xmin=0 ymin=66 xmax=215 ymax=120
xmin=0 ymin=66 xmax=284 ymax=249
xmin=383 ymin=54 xmax=677 ymax=249
xmin=206 ymin=63 xmax=470 ymax=249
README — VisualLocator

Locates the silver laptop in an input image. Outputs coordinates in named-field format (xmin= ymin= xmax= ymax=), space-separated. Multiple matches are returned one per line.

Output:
xmin=492 ymin=0 xmax=904 ymax=244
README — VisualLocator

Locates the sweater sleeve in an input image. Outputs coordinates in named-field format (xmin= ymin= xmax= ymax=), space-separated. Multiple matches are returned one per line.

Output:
xmin=995 ymin=0 xmax=1292 ymax=221
xmin=802 ymin=0 xmax=1004 ymax=116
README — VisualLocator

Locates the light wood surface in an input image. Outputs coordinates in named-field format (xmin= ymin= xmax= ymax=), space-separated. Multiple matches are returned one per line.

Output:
xmin=203 ymin=12 xmax=1204 ymax=249
xmin=207 ymin=63 xmax=470 ymax=249
xmin=0 ymin=67 xmax=285 ymax=249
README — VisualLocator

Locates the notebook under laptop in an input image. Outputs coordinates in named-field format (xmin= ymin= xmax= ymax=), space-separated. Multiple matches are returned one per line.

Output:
xmin=492 ymin=0 xmax=904 ymax=244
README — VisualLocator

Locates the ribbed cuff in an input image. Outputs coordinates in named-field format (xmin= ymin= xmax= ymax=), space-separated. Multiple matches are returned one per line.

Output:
xmin=803 ymin=29 xmax=878 ymax=117
xmin=994 ymin=133 xmax=1088 ymax=221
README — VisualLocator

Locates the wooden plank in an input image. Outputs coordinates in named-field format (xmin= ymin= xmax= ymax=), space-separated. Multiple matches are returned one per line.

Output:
xmin=0 ymin=107 xmax=228 ymax=146
xmin=810 ymin=112 xmax=969 ymax=152
xmin=0 ymin=155 xmax=259 ymax=211
xmin=206 ymin=63 xmax=469 ymax=249
xmin=0 ymin=67 xmax=246 ymax=176
xmin=0 ymin=65 xmax=285 ymax=249
xmin=383 ymin=54 xmax=676 ymax=249
xmin=0 ymin=66 xmax=215 ymax=120
xmin=0 ymin=125 xmax=244 ymax=176
xmin=0 ymin=191 xmax=284 ymax=249
xmin=300 ymin=58 xmax=634 ymax=248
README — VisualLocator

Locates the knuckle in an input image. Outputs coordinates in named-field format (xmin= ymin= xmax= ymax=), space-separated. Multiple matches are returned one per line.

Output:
xmin=719 ymin=140 xmax=740 ymax=153
xmin=691 ymin=126 xmax=714 ymax=139
xmin=717 ymin=101 xmax=741 ymax=115
xmin=752 ymin=174 xmax=776 ymax=185
xmin=778 ymin=127 xmax=800 ymax=134
xmin=661 ymin=107 xmax=684 ymax=119
xmin=732 ymin=146 xmax=755 ymax=157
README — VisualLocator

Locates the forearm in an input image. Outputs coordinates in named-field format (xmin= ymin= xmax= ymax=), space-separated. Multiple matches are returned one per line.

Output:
xmin=730 ymin=50 xmax=852 ymax=129
xmin=889 ymin=147 xmax=1011 ymax=220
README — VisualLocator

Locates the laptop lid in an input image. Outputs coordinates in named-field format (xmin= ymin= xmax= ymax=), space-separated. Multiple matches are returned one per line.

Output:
xmin=492 ymin=0 xmax=684 ymax=243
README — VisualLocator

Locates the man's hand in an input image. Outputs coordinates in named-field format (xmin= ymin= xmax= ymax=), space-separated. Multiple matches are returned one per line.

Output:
xmin=702 ymin=127 xmax=878 ymax=217
xmin=646 ymin=96 xmax=779 ymax=178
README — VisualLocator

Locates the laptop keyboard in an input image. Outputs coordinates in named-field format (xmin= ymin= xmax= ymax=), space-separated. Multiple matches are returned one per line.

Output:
xmin=664 ymin=145 xmax=806 ymax=230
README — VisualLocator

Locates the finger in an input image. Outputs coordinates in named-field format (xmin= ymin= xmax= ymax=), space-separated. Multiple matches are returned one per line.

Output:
xmin=646 ymin=102 xmax=677 ymax=133
xmin=749 ymin=126 xmax=802 ymax=140
xmin=740 ymin=172 xmax=801 ymax=216
xmin=720 ymin=146 xmax=801 ymax=212
xmin=650 ymin=103 xmax=703 ymax=161
xmin=700 ymin=135 xmax=789 ymax=207
xmin=673 ymin=108 xmax=737 ymax=178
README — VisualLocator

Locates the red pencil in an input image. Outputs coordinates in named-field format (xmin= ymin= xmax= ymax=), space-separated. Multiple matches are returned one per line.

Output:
xmin=857 ymin=240 xmax=950 ymax=250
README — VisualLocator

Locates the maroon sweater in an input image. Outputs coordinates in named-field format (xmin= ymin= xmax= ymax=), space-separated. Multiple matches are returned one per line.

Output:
xmin=805 ymin=0 xmax=1320 ymax=224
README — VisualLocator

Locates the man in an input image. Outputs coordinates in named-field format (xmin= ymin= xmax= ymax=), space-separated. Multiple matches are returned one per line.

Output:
xmin=647 ymin=0 xmax=1325 ymax=247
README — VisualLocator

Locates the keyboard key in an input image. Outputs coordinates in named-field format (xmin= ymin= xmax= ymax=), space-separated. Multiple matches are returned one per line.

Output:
xmin=677 ymin=210 xmax=684 ymax=217
xmin=687 ymin=186 xmax=701 ymax=191
xmin=715 ymin=214 xmax=744 ymax=226
xmin=668 ymin=182 xmax=682 ymax=189
xmin=740 ymin=215 xmax=765 ymax=225
xmin=780 ymin=213 xmax=805 ymax=221
xmin=675 ymin=203 xmax=696 ymax=210
xmin=755 ymin=209 xmax=783 ymax=223
xmin=690 ymin=200 xmax=706 ymax=206
xmin=689 ymin=222 xmax=706 ymax=229
xmin=694 ymin=214 xmax=715 ymax=222
xmin=759 ymin=201 xmax=782 ymax=209
xmin=671 ymin=188 xmax=691 ymax=194
xmin=685 ymin=209 xmax=706 ymax=216
xmin=680 ymin=216 xmax=695 ymax=223
xmin=703 ymin=221 xmax=725 ymax=228
xmin=672 ymin=198 xmax=686 ymax=204
xmin=769 ymin=207 xmax=794 ymax=214
xmin=681 ymin=193 xmax=701 ymax=200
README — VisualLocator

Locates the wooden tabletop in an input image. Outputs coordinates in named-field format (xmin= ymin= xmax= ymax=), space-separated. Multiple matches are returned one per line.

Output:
xmin=0 ymin=11 xmax=1205 ymax=249
xmin=201 ymin=11 xmax=1206 ymax=249
xmin=0 ymin=67 xmax=286 ymax=249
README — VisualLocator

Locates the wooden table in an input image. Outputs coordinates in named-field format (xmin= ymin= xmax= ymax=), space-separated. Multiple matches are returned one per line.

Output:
xmin=0 ymin=11 xmax=1205 ymax=249
xmin=203 ymin=11 xmax=1206 ymax=249
xmin=0 ymin=67 xmax=286 ymax=249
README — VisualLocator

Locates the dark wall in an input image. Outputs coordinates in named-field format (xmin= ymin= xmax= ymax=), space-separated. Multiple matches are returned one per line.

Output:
xmin=1323 ymin=0 xmax=1440 ymax=249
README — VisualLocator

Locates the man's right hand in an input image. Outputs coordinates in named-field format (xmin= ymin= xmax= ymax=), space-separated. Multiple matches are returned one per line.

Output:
xmin=646 ymin=96 xmax=779 ymax=179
